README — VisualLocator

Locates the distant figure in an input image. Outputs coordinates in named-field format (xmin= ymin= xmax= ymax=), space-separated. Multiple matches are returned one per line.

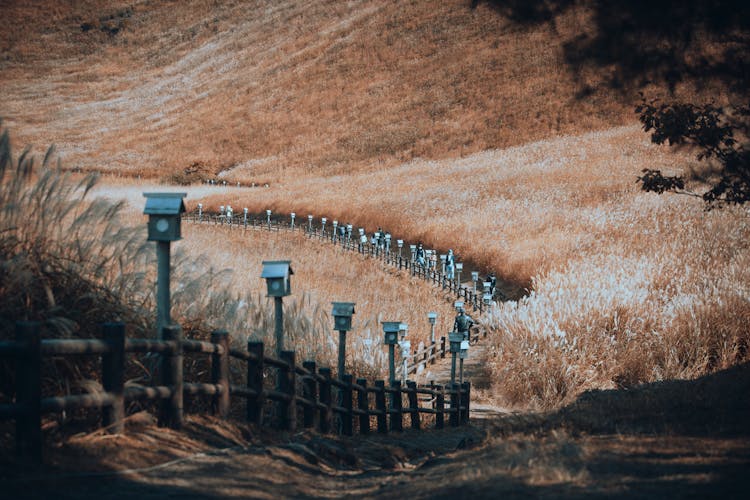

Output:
xmin=453 ymin=307 xmax=474 ymax=340
xmin=446 ymin=249 xmax=455 ymax=280
xmin=487 ymin=272 xmax=497 ymax=296
xmin=416 ymin=243 xmax=426 ymax=268
xmin=430 ymin=251 xmax=437 ymax=270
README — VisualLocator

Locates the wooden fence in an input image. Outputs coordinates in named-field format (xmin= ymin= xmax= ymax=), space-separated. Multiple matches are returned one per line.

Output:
xmin=185 ymin=211 xmax=490 ymax=377
xmin=186 ymin=211 xmax=493 ymax=313
xmin=0 ymin=321 xmax=470 ymax=463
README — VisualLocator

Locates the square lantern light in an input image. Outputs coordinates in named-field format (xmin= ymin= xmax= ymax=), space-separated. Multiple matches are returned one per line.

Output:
xmin=382 ymin=321 xmax=401 ymax=345
xmin=143 ymin=193 xmax=186 ymax=242
xmin=399 ymin=322 xmax=408 ymax=340
xmin=483 ymin=293 xmax=493 ymax=306
xmin=449 ymin=331 xmax=464 ymax=353
xmin=397 ymin=239 xmax=404 ymax=249
xmin=331 ymin=302 xmax=356 ymax=331
xmin=427 ymin=312 xmax=437 ymax=325
xmin=454 ymin=300 xmax=464 ymax=311
xmin=455 ymin=263 xmax=463 ymax=272
xmin=459 ymin=340 xmax=470 ymax=359
xmin=261 ymin=260 xmax=294 ymax=297
xmin=472 ymin=271 xmax=479 ymax=282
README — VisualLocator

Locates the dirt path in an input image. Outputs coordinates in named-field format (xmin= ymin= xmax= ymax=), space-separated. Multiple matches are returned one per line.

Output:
xmin=6 ymin=406 xmax=749 ymax=499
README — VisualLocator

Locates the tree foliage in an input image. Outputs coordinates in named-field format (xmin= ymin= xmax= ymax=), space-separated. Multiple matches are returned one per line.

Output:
xmin=636 ymin=98 xmax=750 ymax=208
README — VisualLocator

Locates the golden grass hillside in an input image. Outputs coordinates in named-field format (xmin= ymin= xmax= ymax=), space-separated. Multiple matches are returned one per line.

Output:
xmin=190 ymin=125 xmax=750 ymax=409
xmin=3 ymin=0 xmax=748 ymax=411
xmin=1 ymin=0 xmax=730 ymax=179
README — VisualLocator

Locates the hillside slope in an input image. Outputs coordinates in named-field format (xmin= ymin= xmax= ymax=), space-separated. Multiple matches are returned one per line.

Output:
xmin=1 ymin=0 xmax=724 ymax=179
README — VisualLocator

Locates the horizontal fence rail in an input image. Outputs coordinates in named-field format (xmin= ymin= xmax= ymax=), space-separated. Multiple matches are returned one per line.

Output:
xmin=1 ymin=321 xmax=470 ymax=463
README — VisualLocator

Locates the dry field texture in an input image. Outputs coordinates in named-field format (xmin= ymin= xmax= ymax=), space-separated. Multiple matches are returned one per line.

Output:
xmin=2 ymin=0 xmax=750 ymax=497
xmin=0 ymin=0 xmax=731 ymax=179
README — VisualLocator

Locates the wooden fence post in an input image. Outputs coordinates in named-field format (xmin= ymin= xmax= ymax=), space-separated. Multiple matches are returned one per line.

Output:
xmin=247 ymin=341 xmax=265 ymax=426
xmin=440 ymin=336 xmax=446 ymax=359
xmin=449 ymin=383 xmax=460 ymax=428
xmin=435 ymin=384 xmax=445 ymax=429
xmin=319 ymin=367 xmax=333 ymax=433
xmin=210 ymin=330 xmax=230 ymax=418
xmin=102 ymin=322 xmax=125 ymax=434
xmin=357 ymin=378 xmax=369 ymax=434
xmin=430 ymin=340 xmax=437 ymax=364
xmin=16 ymin=321 xmax=41 ymax=463
xmin=279 ymin=350 xmax=296 ymax=432
xmin=302 ymin=361 xmax=317 ymax=429
xmin=341 ymin=374 xmax=353 ymax=436
xmin=159 ymin=324 xmax=183 ymax=430
xmin=390 ymin=380 xmax=403 ymax=432
xmin=462 ymin=381 xmax=471 ymax=424
xmin=375 ymin=380 xmax=387 ymax=433
xmin=406 ymin=380 xmax=420 ymax=430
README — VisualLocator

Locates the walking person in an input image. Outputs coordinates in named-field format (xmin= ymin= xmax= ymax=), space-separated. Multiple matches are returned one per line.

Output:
xmin=446 ymin=249 xmax=455 ymax=280
xmin=416 ymin=243 xmax=426 ymax=268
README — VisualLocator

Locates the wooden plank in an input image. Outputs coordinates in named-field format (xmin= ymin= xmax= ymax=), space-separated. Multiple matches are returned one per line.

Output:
xmin=102 ymin=322 xmax=125 ymax=433
xmin=279 ymin=351 xmax=296 ymax=432
xmin=319 ymin=367 xmax=333 ymax=433
xmin=407 ymin=381 xmax=420 ymax=430
xmin=357 ymin=378 xmax=369 ymax=435
xmin=246 ymin=342 xmax=265 ymax=426
xmin=390 ymin=380 xmax=403 ymax=432
xmin=159 ymin=324 xmax=183 ymax=430
xmin=302 ymin=361 xmax=317 ymax=429
xmin=210 ymin=330 xmax=230 ymax=418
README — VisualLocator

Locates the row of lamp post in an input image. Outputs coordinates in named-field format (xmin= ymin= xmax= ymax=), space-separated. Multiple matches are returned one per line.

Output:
xmin=144 ymin=193 xmax=471 ymax=388
xmin=199 ymin=207 xmax=474 ymax=296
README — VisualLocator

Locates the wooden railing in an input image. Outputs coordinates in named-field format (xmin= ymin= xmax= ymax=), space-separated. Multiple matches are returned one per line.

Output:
xmin=186 ymin=211 xmax=492 ymax=313
xmin=1 ymin=321 xmax=470 ymax=463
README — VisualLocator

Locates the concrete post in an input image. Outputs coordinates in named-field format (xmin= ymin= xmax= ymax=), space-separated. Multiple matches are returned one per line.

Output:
xmin=156 ymin=241 xmax=171 ymax=339
xmin=274 ymin=296 xmax=284 ymax=357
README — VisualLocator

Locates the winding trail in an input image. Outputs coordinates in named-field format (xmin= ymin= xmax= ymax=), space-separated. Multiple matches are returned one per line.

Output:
xmin=95 ymin=180 xmax=505 ymax=410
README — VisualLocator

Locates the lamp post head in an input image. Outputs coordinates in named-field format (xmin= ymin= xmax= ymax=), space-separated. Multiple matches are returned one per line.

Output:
xmin=459 ymin=340 xmax=470 ymax=359
xmin=398 ymin=323 xmax=408 ymax=340
xmin=261 ymin=260 xmax=294 ymax=297
xmin=449 ymin=331 xmax=464 ymax=352
xmin=382 ymin=321 xmax=401 ymax=345
xmin=331 ymin=302 xmax=355 ymax=331
xmin=427 ymin=312 xmax=437 ymax=325
xmin=143 ymin=192 xmax=186 ymax=242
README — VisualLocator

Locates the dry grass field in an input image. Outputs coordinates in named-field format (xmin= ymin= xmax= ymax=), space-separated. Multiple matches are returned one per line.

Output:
xmin=2 ymin=0 xmax=748 ymax=410
xmin=2 ymin=0 xmax=728 ymax=179
xmin=2 ymin=2 xmax=750 ymax=493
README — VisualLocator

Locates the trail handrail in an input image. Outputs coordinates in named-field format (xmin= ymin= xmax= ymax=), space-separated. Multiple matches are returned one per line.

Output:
xmin=1 ymin=321 xmax=470 ymax=463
